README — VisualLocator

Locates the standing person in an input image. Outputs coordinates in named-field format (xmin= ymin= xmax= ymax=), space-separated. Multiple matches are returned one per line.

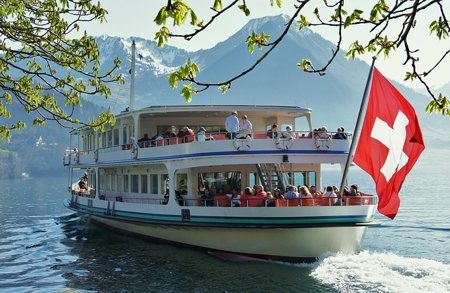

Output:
xmin=238 ymin=115 xmax=252 ymax=138
xmin=267 ymin=124 xmax=279 ymax=139
xmin=225 ymin=111 xmax=239 ymax=139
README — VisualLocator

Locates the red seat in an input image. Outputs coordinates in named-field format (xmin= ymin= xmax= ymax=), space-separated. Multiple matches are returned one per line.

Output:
xmin=213 ymin=195 xmax=230 ymax=207
xmin=315 ymin=197 xmax=331 ymax=206
xmin=346 ymin=197 xmax=362 ymax=206
xmin=169 ymin=137 xmax=178 ymax=145
xmin=252 ymin=133 xmax=267 ymax=139
xmin=212 ymin=134 xmax=227 ymax=140
xmin=185 ymin=135 xmax=195 ymax=143
xmin=287 ymin=198 xmax=300 ymax=206
xmin=301 ymin=198 xmax=314 ymax=206
xmin=275 ymin=199 xmax=288 ymax=207
xmin=156 ymin=140 xmax=165 ymax=147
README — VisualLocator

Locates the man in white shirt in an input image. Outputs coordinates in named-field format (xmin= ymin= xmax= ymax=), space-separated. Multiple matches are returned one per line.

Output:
xmin=238 ymin=115 xmax=252 ymax=138
xmin=225 ymin=111 xmax=239 ymax=139
xmin=323 ymin=186 xmax=338 ymax=204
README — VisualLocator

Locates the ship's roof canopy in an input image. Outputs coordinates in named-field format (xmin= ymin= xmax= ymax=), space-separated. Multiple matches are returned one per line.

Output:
xmin=119 ymin=104 xmax=311 ymax=119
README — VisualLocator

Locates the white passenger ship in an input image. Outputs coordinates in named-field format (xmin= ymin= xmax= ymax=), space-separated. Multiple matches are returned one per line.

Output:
xmin=63 ymin=103 xmax=376 ymax=262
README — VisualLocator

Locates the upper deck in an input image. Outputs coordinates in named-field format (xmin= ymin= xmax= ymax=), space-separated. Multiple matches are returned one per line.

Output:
xmin=64 ymin=105 xmax=351 ymax=167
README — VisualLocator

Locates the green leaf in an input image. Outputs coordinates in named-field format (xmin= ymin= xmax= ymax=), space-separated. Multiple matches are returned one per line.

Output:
xmin=180 ymin=83 xmax=196 ymax=103
xmin=212 ymin=0 xmax=223 ymax=11
xmin=218 ymin=83 xmax=231 ymax=94
xmin=296 ymin=59 xmax=313 ymax=71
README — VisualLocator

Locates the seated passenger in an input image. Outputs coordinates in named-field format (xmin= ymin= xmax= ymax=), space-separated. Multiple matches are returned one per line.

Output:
xmin=281 ymin=125 xmax=295 ymax=140
xmin=226 ymin=188 xmax=241 ymax=207
xmin=333 ymin=127 xmax=346 ymax=139
xmin=323 ymin=186 xmax=338 ymax=204
xmin=267 ymin=124 xmax=279 ymax=139
xmin=197 ymin=127 xmax=206 ymax=142
xmin=254 ymin=184 xmax=267 ymax=198
xmin=285 ymin=185 xmax=299 ymax=199
xmin=138 ymin=133 xmax=151 ymax=142
xmin=237 ymin=115 xmax=252 ymax=138
xmin=78 ymin=175 xmax=88 ymax=193
xmin=298 ymin=185 xmax=312 ymax=198
xmin=350 ymin=184 xmax=361 ymax=196
xmin=240 ymin=187 xmax=255 ymax=207
xmin=201 ymin=189 xmax=214 ymax=206
xmin=317 ymin=126 xmax=331 ymax=139
xmin=273 ymin=188 xmax=284 ymax=199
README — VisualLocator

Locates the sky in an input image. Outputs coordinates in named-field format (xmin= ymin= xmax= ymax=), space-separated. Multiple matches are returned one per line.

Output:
xmin=81 ymin=0 xmax=449 ymax=90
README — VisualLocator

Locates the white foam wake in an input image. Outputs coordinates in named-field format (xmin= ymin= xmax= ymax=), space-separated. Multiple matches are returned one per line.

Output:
xmin=310 ymin=251 xmax=450 ymax=293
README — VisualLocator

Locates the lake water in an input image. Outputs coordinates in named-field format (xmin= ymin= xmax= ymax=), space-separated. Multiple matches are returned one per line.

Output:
xmin=0 ymin=148 xmax=449 ymax=292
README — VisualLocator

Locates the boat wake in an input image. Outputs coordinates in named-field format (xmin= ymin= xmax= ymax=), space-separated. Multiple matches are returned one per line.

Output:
xmin=310 ymin=251 xmax=450 ymax=292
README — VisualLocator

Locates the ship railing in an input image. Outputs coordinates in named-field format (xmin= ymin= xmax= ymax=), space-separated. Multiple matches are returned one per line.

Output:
xmin=123 ymin=130 xmax=352 ymax=150
xmin=182 ymin=195 xmax=376 ymax=207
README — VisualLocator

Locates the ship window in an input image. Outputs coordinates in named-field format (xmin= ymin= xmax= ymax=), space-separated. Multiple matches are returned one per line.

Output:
xmin=129 ymin=125 xmax=134 ymax=143
xmin=107 ymin=130 xmax=113 ymax=148
xmin=101 ymin=132 xmax=106 ymax=148
xmin=117 ymin=175 xmax=122 ymax=192
xmin=160 ymin=174 xmax=168 ymax=194
xmin=104 ymin=175 xmax=109 ymax=191
xmin=99 ymin=174 xmax=105 ymax=191
xmin=111 ymin=175 xmax=116 ymax=191
xmin=123 ymin=175 xmax=129 ymax=192
xmin=131 ymin=175 xmax=139 ymax=193
xmin=286 ymin=171 xmax=316 ymax=188
xmin=198 ymin=172 xmax=242 ymax=194
xmin=177 ymin=174 xmax=187 ymax=195
xmin=122 ymin=125 xmax=128 ymax=144
xmin=113 ymin=128 xmax=119 ymax=146
xmin=150 ymin=174 xmax=158 ymax=194
xmin=141 ymin=175 xmax=148 ymax=193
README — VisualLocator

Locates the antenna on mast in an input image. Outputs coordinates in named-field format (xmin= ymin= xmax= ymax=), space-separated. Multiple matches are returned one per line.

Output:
xmin=129 ymin=40 xmax=136 ymax=111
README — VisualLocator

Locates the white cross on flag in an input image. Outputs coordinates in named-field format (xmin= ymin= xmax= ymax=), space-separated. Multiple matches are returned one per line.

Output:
xmin=354 ymin=68 xmax=425 ymax=219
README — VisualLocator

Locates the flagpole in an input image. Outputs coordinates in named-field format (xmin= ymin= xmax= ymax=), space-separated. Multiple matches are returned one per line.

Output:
xmin=339 ymin=57 xmax=377 ymax=195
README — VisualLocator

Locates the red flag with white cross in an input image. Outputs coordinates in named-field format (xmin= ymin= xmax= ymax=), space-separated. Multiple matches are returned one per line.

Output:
xmin=354 ymin=68 xmax=425 ymax=219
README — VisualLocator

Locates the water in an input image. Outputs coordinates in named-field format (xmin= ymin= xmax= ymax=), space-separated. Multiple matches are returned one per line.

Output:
xmin=0 ymin=149 xmax=449 ymax=292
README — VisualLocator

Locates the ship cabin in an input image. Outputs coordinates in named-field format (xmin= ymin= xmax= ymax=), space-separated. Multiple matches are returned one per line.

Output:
xmin=64 ymin=105 xmax=371 ymax=208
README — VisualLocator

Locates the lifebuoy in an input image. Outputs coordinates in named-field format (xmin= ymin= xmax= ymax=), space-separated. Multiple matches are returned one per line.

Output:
xmin=275 ymin=138 xmax=294 ymax=150
xmin=314 ymin=137 xmax=332 ymax=151
xmin=233 ymin=136 xmax=252 ymax=151
xmin=94 ymin=149 xmax=99 ymax=162
xmin=131 ymin=143 xmax=139 ymax=159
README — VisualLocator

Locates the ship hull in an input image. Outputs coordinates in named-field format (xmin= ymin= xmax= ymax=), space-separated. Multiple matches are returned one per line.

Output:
xmin=90 ymin=215 xmax=367 ymax=261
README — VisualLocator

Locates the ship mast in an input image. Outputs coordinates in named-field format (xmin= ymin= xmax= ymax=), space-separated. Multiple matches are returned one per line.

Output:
xmin=129 ymin=40 xmax=136 ymax=111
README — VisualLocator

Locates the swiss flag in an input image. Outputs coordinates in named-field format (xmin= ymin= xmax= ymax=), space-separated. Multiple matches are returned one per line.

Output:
xmin=354 ymin=68 xmax=425 ymax=219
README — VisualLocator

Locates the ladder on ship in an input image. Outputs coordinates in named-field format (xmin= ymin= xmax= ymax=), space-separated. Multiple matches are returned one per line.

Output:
xmin=256 ymin=163 xmax=288 ymax=192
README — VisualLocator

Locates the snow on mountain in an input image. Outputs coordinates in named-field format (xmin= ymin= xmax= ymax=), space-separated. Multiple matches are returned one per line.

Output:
xmin=90 ymin=14 xmax=448 ymax=144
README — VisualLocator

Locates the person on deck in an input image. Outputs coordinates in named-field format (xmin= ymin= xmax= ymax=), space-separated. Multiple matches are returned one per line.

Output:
xmin=226 ymin=188 xmax=241 ymax=207
xmin=225 ymin=111 xmax=239 ymax=139
xmin=78 ymin=174 xmax=88 ymax=193
xmin=282 ymin=125 xmax=295 ymax=140
xmin=238 ymin=115 xmax=252 ymax=138
xmin=323 ymin=186 xmax=338 ymax=204
xmin=350 ymin=184 xmax=361 ymax=197
xmin=285 ymin=185 xmax=299 ymax=199
xmin=267 ymin=124 xmax=279 ymax=139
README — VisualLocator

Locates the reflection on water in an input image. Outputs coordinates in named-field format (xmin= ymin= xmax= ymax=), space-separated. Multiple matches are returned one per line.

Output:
xmin=0 ymin=148 xmax=449 ymax=291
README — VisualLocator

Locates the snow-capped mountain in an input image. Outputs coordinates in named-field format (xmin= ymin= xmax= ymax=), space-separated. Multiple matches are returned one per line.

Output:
xmin=93 ymin=14 xmax=447 ymax=142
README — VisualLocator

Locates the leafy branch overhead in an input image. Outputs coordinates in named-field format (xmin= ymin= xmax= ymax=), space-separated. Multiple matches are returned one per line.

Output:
xmin=153 ymin=0 xmax=449 ymax=115
xmin=0 ymin=0 xmax=123 ymax=140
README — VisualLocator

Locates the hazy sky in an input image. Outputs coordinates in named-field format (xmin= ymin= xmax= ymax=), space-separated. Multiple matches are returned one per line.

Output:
xmin=82 ymin=1 xmax=449 ymax=89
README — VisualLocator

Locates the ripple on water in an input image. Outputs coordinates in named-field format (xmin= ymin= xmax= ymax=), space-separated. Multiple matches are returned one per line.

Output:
xmin=311 ymin=251 xmax=450 ymax=293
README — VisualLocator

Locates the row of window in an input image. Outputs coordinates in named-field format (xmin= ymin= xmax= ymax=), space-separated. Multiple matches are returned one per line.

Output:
xmin=99 ymin=173 xmax=165 ymax=195
xmin=83 ymin=125 xmax=135 ymax=152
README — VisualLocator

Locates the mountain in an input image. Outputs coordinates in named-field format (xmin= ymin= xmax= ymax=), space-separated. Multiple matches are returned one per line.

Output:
xmin=95 ymin=14 xmax=448 ymax=141
xmin=1 ymin=14 xmax=448 ymax=178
